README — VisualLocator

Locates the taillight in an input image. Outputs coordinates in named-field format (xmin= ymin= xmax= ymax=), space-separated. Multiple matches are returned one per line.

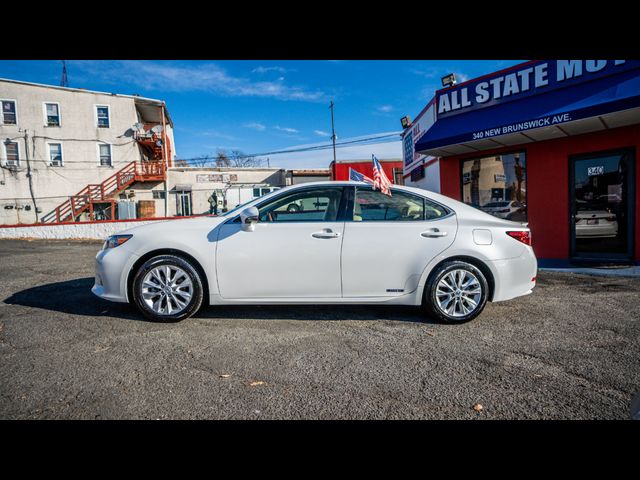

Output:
xmin=506 ymin=230 xmax=531 ymax=246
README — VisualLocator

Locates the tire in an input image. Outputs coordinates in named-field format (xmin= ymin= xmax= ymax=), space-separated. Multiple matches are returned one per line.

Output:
xmin=132 ymin=254 xmax=204 ymax=322
xmin=423 ymin=260 xmax=489 ymax=324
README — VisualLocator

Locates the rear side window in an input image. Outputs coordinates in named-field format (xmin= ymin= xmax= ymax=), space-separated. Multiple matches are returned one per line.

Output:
xmin=354 ymin=188 xmax=450 ymax=221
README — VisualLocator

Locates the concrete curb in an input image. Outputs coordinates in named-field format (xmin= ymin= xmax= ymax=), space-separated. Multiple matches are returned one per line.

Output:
xmin=539 ymin=266 xmax=640 ymax=278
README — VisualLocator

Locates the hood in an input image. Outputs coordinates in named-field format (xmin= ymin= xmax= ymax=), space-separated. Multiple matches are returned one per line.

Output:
xmin=114 ymin=215 xmax=226 ymax=237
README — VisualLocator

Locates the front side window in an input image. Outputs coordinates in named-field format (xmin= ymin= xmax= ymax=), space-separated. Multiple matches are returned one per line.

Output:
xmin=258 ymin=187 xmax=343 ymax=222
xmin=45 ymin=103 xmax=60 ymax=126
xmin=4 ymin=141 xmax=19 ymax=165
xmin=99 ymin=144 xmax=112 ymax=166
xmin=96 ymin=106 xmax=110 ymax=128
xmin=353 ymin=187 xmax=448 ymax=221
xmin=1 ymin=100 xmax=16 ymax=124
xmin=461 ymin=151 xmax=527 ymax=222
xmin=48 ymin=143 xmax=63 ymax=166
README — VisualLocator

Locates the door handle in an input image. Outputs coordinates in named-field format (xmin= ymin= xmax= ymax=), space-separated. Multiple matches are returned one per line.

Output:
xmin=421 ymin=228 xmax=447 ymax=238
xmin=312 ymin=229 xmax=341 ymax=239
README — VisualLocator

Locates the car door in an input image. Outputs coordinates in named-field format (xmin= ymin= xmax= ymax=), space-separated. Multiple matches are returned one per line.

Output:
xmin=216 ymin=186 xmax=346 ymax=299
xmin=341 ymin=186 xmax=457 ymax=298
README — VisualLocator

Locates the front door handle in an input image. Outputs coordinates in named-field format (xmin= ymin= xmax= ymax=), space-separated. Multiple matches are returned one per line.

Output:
xmin=312 ymin=229 xmax=341 ymax=239
xmin=421 ymin=228 xmax=447 ymax=238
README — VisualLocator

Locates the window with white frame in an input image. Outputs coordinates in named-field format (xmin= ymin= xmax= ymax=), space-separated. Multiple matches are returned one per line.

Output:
xmin=4 ymin=141 xmax=19 ymax=166
xmin=48 ymin=143 xmax=63 ymax=166
xmin=1 ymin=100 xmax=17 ymax=125
xmin=44 ymin=102 xmax=60 ymax=126
xmin=96 ymin=105 xmax=110 ymax=128
xmin=99 ymin=144 xmax=112 ymax=166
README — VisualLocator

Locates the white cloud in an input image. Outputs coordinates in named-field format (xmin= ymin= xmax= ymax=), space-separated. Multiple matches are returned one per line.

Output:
xmin=198 ymin=130 xmax=236 ymax=140
xmin=244 ymin=122 xmax=266 ymax=131
xmin=412 ymin=66 xmax=471 ymax=85
xmin=275 ymin=126 xmax=298 ymax=133
xmin=252 ymin=66 xmax=287 ymax=74
xmin=314 ymin=130 xmax=330 ymax=137
xmin=71 ymin=60 xmax=326 ymax=102
xmin=377 ymin=105 xmax=394 ymax=113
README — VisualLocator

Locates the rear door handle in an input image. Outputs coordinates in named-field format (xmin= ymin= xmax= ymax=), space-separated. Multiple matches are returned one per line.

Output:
xmin=421 ymin=228 xmax=447 ymax=238
xmin=312 ymin=229 xmax=341 ymax=239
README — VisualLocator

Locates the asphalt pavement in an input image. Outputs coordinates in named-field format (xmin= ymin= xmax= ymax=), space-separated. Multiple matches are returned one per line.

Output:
xmin=0 ymin=239 xmax=638 ymax=419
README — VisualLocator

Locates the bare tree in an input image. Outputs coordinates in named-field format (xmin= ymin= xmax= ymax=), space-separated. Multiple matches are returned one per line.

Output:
xmin=189 ymin=155 xmax=213 ymax=167
xmin=215 ymin=150 xmax=231 ymax=167
xmin=228 ymin=149 xmax=263 ymax=168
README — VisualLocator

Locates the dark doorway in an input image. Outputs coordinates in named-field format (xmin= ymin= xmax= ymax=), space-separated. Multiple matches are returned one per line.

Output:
xmin=570 ymin=148 xmax=635 ymax=261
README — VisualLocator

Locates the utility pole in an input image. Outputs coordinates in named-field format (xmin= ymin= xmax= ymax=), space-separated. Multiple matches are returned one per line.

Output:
xmin=329 ymin=100 xmax=337 ymax=164
xmin=23 ymin=130 xmax=39 ymax=222
xmin=60 ymin=60 xmax=69 ymax=87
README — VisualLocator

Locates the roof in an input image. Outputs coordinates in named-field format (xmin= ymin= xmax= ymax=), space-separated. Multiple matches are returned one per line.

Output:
xmin=0 ymin=77 xmax=173 ymax=127
xmin=330 ymin=158 xmax=402 ymax=165
xmin=289 ymin=169 xmax=331 ymax=175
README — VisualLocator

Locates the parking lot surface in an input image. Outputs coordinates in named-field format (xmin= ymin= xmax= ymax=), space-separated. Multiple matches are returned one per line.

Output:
xmin=0 ymin=239 xmax=638 ymax=419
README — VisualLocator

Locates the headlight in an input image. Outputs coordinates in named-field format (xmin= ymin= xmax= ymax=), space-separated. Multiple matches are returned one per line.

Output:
xmin=102 ymin=234 xmax=133 ymax=250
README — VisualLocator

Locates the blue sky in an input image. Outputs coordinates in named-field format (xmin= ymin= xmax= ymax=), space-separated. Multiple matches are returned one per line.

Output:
xmin=0 ymin=60 xmax=522 ymax=168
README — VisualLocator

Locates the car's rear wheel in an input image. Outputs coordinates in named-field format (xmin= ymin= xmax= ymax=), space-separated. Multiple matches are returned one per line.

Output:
xmin=132 ymin=254 xmax=204 ymax=322
xmin=423 ymin=260 xmax=488 ymax=324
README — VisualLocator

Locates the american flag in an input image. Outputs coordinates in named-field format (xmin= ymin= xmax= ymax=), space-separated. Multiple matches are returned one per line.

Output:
xmin=372 ymin=155 xmax=392 ymax=196
xmin=349 ymin=167 xmax=374 ymax=184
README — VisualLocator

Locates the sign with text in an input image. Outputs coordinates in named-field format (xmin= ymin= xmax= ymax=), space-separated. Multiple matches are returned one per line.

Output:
xmin=402 ymin=102 xmax=436 ymax=174
xmin=436 ymin=60 xmax=637 ymax=119
xmin=196 ymin=174 xmax=238 ymax=183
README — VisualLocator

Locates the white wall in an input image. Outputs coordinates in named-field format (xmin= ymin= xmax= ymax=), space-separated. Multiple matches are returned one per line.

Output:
xmin=0 ymin=218 xmax=171 ymax=240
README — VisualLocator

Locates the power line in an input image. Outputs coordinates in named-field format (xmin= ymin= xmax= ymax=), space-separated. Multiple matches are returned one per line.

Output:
xmin=1 ymin=132 xmax=401 ymax=167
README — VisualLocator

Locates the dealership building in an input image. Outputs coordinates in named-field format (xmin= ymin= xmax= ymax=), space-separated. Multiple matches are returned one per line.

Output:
xmin=404 ymin=60 xmax=640 ymax=265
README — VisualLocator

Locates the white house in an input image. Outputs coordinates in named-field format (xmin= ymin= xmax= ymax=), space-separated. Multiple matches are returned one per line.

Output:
xmin=0 ymin=78 xmax=176 ymax=224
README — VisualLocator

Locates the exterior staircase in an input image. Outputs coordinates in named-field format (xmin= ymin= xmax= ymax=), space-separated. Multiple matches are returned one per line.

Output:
xmin=40 ymin=161 xmax=165 ymax=224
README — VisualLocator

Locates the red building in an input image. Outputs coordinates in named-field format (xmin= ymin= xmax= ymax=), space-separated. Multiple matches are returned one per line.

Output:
xmin=330 ymin=159 xmax=404 ymax=184
xmin=413 ymin=60 xmax=640 ymax=266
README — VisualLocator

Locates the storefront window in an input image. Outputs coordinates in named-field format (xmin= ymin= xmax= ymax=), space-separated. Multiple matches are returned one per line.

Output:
xmin=461 ymin=152 xmax=527 ymax=221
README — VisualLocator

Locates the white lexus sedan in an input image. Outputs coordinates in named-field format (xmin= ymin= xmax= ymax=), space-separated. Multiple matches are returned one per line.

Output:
xmin=92 ymin=182 xmax=537 ymax=324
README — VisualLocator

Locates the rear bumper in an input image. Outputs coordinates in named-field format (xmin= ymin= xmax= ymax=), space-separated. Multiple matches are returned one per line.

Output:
xmin=489 ymin=247 xmax=537 ymax=302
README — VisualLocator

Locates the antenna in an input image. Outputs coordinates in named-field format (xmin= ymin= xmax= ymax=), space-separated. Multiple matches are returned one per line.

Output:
xmin=132 ymin=123 xmax=144 ymax=132
xmin=151 ymin=125 xmax=164 ymax=134
xmin=60 ymin=60 xmax=69 ymax=87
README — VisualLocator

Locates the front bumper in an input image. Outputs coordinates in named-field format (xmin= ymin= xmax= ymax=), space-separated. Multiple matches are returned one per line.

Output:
xmin=92 ymin=246 xmax=139 ymax=303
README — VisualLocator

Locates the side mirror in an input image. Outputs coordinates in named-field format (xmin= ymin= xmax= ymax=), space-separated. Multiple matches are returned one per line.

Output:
xmin=240 ymin=206 xmax=259 ymax=231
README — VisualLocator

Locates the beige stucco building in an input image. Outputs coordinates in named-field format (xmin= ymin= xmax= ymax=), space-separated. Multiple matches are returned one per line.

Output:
xmin=0 ymin=78 xmax=176 ymax=225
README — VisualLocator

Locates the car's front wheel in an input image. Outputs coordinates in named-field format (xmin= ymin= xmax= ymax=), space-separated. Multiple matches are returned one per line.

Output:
xmin=132 ymin=254 xmax=204 ymax=322
xmin=423 ymin=260 xmax=488 ymax=324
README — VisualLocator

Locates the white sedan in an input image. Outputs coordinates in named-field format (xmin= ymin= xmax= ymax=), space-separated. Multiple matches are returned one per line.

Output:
xmin=92 ymin=182 xmax=537 ymax=324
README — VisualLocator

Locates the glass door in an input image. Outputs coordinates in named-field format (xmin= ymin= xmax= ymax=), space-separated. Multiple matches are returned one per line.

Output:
xmin=570 ymin=149 xmax=635 ymax=261
xmin=176 ymin=191 xmax=192 ymax=216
